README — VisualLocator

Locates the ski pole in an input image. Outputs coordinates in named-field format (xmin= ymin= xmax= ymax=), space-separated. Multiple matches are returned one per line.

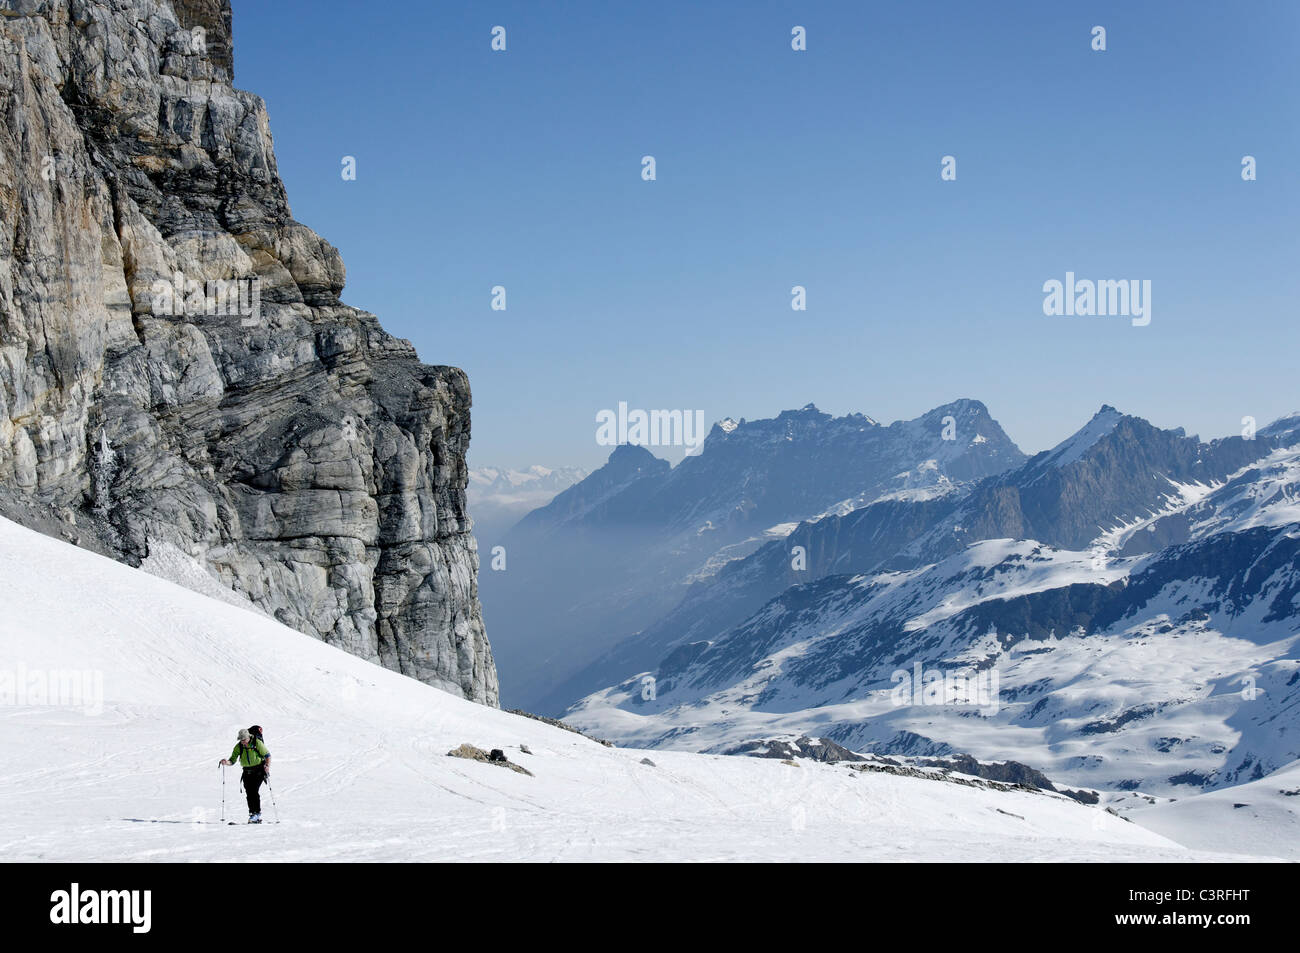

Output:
xmin=220 ymin=764 xmax=226 ymax=823
xmin=267 ymin=778 xmax=280 ymax=823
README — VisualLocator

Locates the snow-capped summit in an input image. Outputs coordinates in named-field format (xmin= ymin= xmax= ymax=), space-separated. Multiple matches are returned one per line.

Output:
xmin=1037 ymin=405 xmax=1125 ymax=469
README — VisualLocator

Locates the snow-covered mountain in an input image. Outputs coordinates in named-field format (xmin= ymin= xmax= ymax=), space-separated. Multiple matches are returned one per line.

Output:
xmin=0 ymin=513 xmax=1239 ymax=862
xmin=569 ymin=407 xmax=1292 ymax=698
xmin=467 ymin=465 xmax=590 ymax=542
xmin=543 ymin=405 xmax=1286 ymax=722
xmin=480 ymin=400 xmax=1026 ymax=711
xmin=468 ymin=465 xmax=591 ymax=502
xmin=896 ymin=405 xmax=1278 ymax=565
xmin=564 ymin=411 xmax=1300 ymax=802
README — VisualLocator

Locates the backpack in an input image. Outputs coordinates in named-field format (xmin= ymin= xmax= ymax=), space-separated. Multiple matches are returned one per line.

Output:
xmin=247 ymin=725 xmax=264 ymax=744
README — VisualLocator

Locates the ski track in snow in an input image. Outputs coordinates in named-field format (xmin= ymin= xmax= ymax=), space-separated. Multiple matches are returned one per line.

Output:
xmin=0 ymin=516 xmax=1282 ymax=862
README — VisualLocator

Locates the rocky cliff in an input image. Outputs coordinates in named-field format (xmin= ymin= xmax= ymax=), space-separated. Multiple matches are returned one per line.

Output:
xmin=0 ymin=0 xmax=498 ymax=704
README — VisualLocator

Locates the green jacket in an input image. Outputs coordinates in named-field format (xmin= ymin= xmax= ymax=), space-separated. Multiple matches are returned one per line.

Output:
xmin=229 ymin=739 xmax=270 ymax=768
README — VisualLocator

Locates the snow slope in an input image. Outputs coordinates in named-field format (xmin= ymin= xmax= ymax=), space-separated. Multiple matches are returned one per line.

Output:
xmin=1124 ymin=761 xmax=1300 ymax=860
xmin=0 ymin=516 xmax=1263 ymax=861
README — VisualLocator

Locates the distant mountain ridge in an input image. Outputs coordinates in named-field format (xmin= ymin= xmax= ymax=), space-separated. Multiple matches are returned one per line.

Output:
xmin=466 ymin=464 xmax=590 ymax=552
xmin=896 ymin=406 xmax=1275 ymax=566
xmin=520 ymin=401 xmax=1022 ymax=540
xmin=469 ymin=465 xmax=591 ymax=500
xmin=480 ymin=399 xmax=1027 ymax=710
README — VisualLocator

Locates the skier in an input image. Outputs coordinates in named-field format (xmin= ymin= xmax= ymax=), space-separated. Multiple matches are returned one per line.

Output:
xmin=220 ymin=727 xmax=271 ymax=823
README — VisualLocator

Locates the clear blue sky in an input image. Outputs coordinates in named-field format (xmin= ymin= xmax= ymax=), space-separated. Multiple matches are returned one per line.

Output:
xmin=233 ymin=0 xmax=1299 ymax=470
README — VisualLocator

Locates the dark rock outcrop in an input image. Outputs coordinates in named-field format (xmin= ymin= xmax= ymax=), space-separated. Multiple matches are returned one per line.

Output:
xmin=724 ymin=735 xmax=867 ymax=763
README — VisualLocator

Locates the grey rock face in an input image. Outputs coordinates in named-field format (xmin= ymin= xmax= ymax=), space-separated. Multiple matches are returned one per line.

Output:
xmin=0 ymin=0 xmax=497 ymax=704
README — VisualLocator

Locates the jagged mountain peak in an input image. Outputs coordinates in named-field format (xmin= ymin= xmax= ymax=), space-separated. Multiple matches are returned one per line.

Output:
xmin=607 ymin=442 xmax=670 ymax=468
xmin=703 ymin=403 xmax=987 ymax=456
xmin=510 ymin=443 xmax=670 ymax=533
xmin=1022 ymin=406 xmax=1208 ymax=480
xmin=916 ymin=397 xmax=994 ymax=418
xmin=1035 ymin=405 xmax=1128 ymax=469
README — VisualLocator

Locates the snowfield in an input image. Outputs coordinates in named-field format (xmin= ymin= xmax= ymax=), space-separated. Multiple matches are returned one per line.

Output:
xmin=0 ymin=516 xmax=1280 ymax=862
xmin=1121 ymin=761 xmax=1300 ymax=861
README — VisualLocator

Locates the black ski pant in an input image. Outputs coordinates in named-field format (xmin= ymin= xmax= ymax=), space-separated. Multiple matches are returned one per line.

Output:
xmin=241 ymin=765 xmax=265 ymax=815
